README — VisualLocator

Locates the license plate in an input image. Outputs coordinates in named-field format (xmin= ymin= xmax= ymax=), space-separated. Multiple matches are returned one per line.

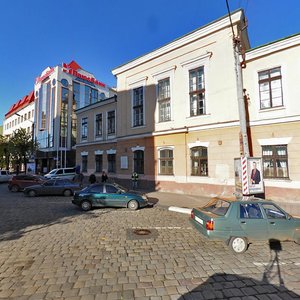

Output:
xmin=195 ymin=216 xmax=203 ymax=225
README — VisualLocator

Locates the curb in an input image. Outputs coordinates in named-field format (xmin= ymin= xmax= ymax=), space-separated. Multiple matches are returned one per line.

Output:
xmin=168 ymin=206 xmax=192 ymax=214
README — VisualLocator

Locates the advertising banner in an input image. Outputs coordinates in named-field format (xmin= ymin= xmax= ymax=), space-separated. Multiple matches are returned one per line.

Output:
xmin=234 ymin=157 xmax=264 ymax=196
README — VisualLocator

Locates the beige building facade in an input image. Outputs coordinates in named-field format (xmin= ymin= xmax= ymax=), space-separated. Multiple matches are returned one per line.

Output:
xmin=109 ymin=9 xmax=300 ymax=201
xmin=75 ymin=96 xmax=117 ymax=179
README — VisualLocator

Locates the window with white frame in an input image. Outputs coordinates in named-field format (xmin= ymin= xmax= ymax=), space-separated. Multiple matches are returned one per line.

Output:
xmin=159 ymin=148 xmax=173 ymax=175
xmin=95 ymin=154 xmax=103 ymax=173
xmin=157 ymin=78 xmax=171 ymax=122
xmin=108 ymin=154 xmax=116 ymax=173
xmin=81 ymin=117 xmax=88 ymax=140
xmin=82 ymin=155 xmax=88 ymax=172
xmin=191 ymin=146 xmax=208 ymax=176
xmin=95 ymin=113 xmax=102 ymax=137
xmin=189 ymin=67 xmax=205 ymax=116
xmin=133 ymin=150 xmax=144 ymax=174
xmin=259 ymin=67 xmax=283 ymax=109
xmin=132 ymin=87 xmax=144 ymax=127
xmin=107 ymin=111 xmax=115 ymax=135
xmin=262 ymin=145 xmax=288 ymax=179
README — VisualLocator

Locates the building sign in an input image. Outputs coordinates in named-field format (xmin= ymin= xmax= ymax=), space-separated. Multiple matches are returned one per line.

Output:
xmin=62 ymin=63 xmax=106 ymax=88
xmin=35 ymin=67 xmax=55 ymax=84
xmin=234 ymin=157 xmax=264 ymax=196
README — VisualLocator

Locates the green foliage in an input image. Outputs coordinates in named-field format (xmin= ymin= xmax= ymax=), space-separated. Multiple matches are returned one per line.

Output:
xmin=0 ymin=129 xmax=37 ymax=170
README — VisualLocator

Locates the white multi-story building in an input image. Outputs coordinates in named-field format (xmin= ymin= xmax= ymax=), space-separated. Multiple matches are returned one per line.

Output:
xmin=34 ymin=60 xmax=114 ymax=173
xmin=3 ymin=91 xmax=35 ymax=138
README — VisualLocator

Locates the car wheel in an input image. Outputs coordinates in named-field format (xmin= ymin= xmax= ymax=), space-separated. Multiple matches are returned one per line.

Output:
xmin=11 ymin=185 xmax=20 ymax=192
xmin=28 ymin=190 xmax=37 ymax=197
xmin=128 ymin=200 xmax=139 ymax=210
xmin=229 ymin=237 xmax=248 ymax=254
xmin=81 ymin=200 xmax=92 ymax=211
xmin=63 ymin=189 xmax=72 ymax=197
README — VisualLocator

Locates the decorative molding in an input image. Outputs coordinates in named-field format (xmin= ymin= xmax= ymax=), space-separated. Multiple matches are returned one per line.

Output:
xmin=81 ymin=151 xmax=88 ymax=156
xmin=188 ymin=141 xmax=210 ymax=148
xmin=131 ymin=146 xmax=145 ymax=152
xmin=106 ymin=149 xmax=116 ymax=154
xmin=112 ymin=10 xmax=243 ymax=76
xmin=257 ymin=137 xmax=292 ymax=146
xmin=94 ymin=150 xmax=104 ymax=155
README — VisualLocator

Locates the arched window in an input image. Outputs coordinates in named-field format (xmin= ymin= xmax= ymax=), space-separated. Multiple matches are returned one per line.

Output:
xmin=191 ymin=146 xmax=208 ymax=176
xmin=159 ymin=149 xmax=173 ymax=175
xmin=133 ymin=150 xmax=144 ymax=174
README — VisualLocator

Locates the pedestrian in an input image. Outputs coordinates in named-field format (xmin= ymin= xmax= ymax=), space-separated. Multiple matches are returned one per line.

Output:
xmin=101 ymin=171 xmax=108 ymax=183
xmin=131 ymin=172 xmax=139 ymax=189
xmin=89 ymin=173 xmax=96 ymax=184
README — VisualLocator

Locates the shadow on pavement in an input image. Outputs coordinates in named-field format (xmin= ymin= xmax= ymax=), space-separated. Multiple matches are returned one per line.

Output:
xmin=179 ymin=240 xmax=299 ymax=299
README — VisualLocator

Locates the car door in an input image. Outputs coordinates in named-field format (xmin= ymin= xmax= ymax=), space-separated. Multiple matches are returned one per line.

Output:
xmin=238 ymin=203 xmax=269 ymax=240
xmin=40 ymin=180 xmax=56 ymax=195
xmin=104 ymin=184 xmax=125 ymax=207
xmin=88 ymin=184 xmax=105 ymax=207
xmin=261 ymin=203 xmax=294 ymax=241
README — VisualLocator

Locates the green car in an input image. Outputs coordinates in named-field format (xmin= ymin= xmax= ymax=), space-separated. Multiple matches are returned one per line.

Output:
xmin=190 ymin=196 xmax=300 ymax=253
xmin=72 ymin=183 xmax=149 ymax=211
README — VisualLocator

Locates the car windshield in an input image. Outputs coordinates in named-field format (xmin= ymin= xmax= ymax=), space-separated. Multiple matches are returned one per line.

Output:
xmin=202 ymin=198 xmax=231 ymax=216
xmin=48 ymin=169 xmax=57 ymax=174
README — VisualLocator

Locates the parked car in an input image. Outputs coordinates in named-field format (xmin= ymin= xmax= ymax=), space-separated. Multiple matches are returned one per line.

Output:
xmin=8 ymin=174 xmax=47 ymax=192
xmin=44 ymin=167 xmax=76 ymax=180
xmin=72 ymin=183 xmax=149 ymax=211
xmin=23 ymin=178 xmax=81 ymax=197
xmin=190 ymin=196 xmax=300 ymax=253
xmin=0 ymin=170 xmax=12 ymax=183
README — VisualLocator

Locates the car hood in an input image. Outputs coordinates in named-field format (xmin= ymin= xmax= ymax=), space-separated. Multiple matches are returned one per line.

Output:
xmin=24 ymin=184 xmax=43 ymax=190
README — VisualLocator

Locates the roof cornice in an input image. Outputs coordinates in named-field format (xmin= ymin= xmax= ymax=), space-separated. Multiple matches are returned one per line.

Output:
xmin=112 ymin=9 xmax=244 ymax=76
xmin=246 ymin=33 xmax=300 ymax=61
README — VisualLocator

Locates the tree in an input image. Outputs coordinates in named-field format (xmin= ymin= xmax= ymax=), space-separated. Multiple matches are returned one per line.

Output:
xmin=0 ymin=135 xmax=10 ymax=170
xmin=9 ymin=128 xmax=35 ymax=173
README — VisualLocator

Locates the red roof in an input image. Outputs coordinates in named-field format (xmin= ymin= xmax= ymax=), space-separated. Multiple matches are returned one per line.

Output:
xmin=5 ymin=91 xmax=35 ymax=118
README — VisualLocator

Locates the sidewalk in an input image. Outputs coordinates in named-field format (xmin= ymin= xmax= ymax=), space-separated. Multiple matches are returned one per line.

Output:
xmin=145 ymin=190 xmax=300 ymax=217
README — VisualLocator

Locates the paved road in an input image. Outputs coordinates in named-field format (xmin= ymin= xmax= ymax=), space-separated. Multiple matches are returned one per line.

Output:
xmin=0 ymin=183 xmax=300 ymax=299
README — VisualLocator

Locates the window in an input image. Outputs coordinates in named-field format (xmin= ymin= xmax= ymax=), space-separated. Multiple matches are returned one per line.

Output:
xmin=91 ymin=88 xmax=98 ymax=104
xmin=158 ymin=78 xmax=171 ymax=122
xmin=133 ymin=87 xmax=144 ymax=127
xmin=159 ymin=149 xmax=173 ymax=175
xmin=189 ymin=67 xmax=205 ymax=116
xmin=95 ymin=113 xmax=103 ymax=137
xmin=107 ymin=111 xmax=115 ymax=135
xmin=262 ymin=145 xmax=289 ymax=179
xmin=82 ymin=156 xmax=87 ymax=172
xmin=105 ymin=185 xmax=118 ymax=194
xmin=95 ymin=155 xmax=103 ymax=173
xmin=28 ymin=111 xmax=31 ymax=119
xmin=108 ymin=154 xmax=116 ymax=173
xmin=191 ymin=146 xmax=208 ymax=176
xmin=240 ymin=203 xmax=263 ymax=219
xmin=81 ymin=117 xmax=88 ymax=140
xmin=89 ymin=184 xmax=103 ymax=193
xmin=133 ymin=150 xmax=144 ymax=174
xmin=259 ymin=67 xmax=283 ymax=109
xmin=84 ymin=86 xmax=91 ymax=106
xmin=262 ymin=204 xmax=286 ymax=219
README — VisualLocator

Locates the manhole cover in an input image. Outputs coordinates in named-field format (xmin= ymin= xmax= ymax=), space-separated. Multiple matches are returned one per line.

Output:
xmin=126 ymin=228 xmax=158 ymax=240
xmin=133 ymin=229 xmax=151 ymax=236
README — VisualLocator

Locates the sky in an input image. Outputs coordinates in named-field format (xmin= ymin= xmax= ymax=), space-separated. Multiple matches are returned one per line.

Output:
xmin=1 ymin=0 xmax=300 ymax=126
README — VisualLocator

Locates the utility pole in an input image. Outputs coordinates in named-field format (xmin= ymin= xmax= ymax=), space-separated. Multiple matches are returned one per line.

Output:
xmin=225 ymin=0 xmax=250 ymax=157
xmin=233 ymin=36 xmax=250 ymax=157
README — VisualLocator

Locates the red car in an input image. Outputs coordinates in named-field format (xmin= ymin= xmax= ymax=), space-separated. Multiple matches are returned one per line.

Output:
xmin=8 ymin=174 xmax=46 ymax=192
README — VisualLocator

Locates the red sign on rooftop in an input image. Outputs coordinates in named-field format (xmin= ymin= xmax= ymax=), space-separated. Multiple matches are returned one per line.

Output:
xmin=62 ymin=60 xmax=106 ymax=88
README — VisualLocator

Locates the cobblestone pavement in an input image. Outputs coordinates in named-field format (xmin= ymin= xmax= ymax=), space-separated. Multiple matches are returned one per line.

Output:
xmin=0 ymin=183 xmax=300 ymax=299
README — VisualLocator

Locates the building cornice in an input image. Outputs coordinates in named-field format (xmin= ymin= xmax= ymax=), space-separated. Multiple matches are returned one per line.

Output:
xmin=112 ymin=10 xmax=244 ymax=76
xmin=246 ymin=33 xmax=300 ymax=61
